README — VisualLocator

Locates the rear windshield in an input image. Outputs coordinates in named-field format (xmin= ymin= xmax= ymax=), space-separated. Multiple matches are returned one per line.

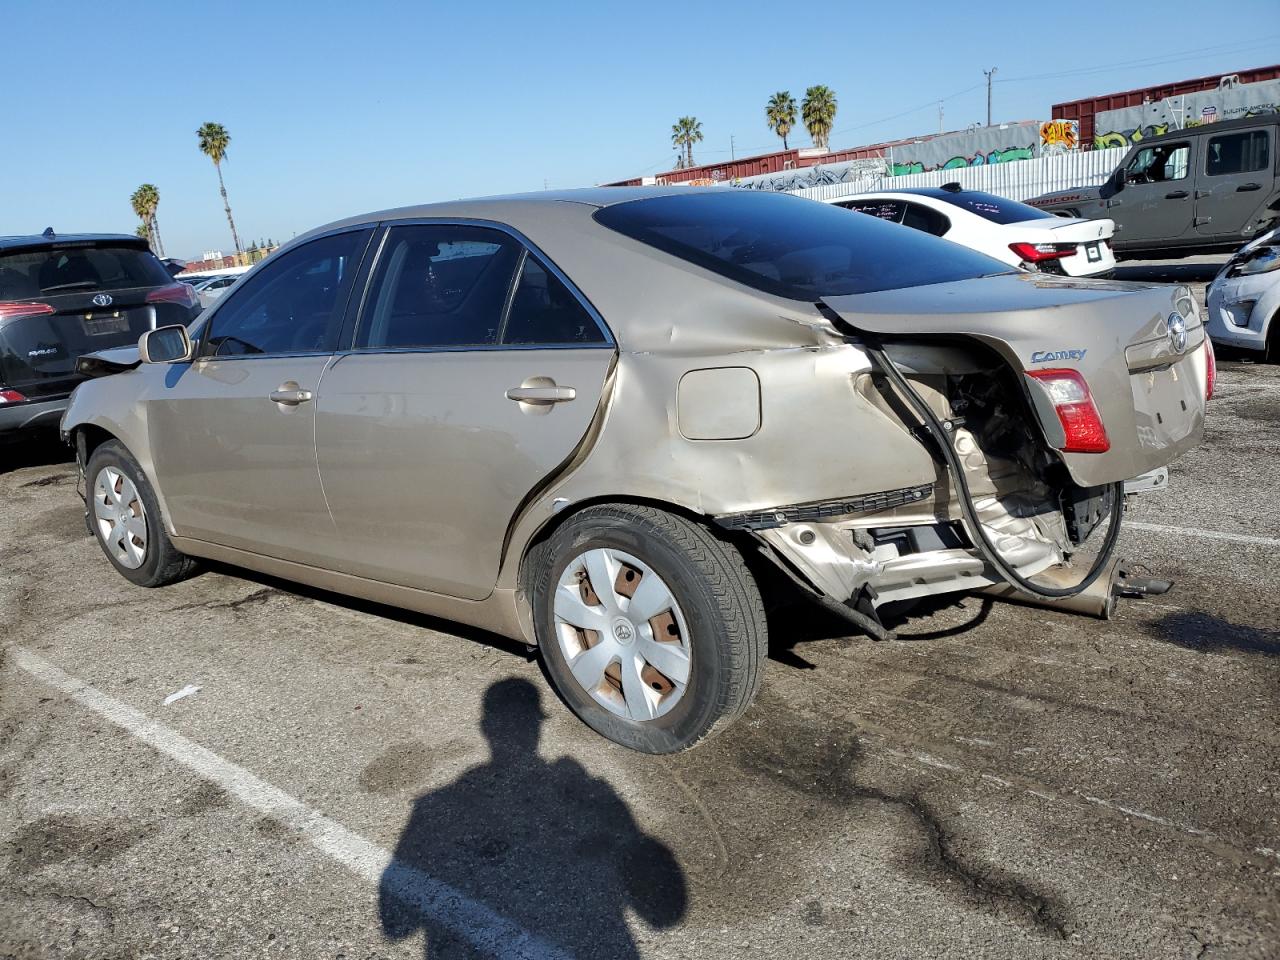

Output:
xmin=0 ymin=243 xmax=171 ymax=298
xmin=931 ymin=190 xmax=1054 ymax=225
xmin=593 ymin=191 xmax=1012 ymax=300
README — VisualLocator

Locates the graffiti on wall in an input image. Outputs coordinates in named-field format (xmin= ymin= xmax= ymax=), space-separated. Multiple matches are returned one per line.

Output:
xmin=1093 ymin=79 xmax=1280 ymax=148
xmin=1039 ymin=119 xmax=1080 ymax=153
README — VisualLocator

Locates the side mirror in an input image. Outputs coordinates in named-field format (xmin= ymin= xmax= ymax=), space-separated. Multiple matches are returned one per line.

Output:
xmin=139 ymin=324 xmax=194 ymax=364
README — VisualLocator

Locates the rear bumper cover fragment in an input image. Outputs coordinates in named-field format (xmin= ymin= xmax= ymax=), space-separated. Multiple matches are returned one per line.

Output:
xmin=714 ymin=483 xmax=935 ymax=531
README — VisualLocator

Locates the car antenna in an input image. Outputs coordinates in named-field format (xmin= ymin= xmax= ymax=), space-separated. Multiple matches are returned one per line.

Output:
xmin=42 ymin=226 xmax=55 ymax=238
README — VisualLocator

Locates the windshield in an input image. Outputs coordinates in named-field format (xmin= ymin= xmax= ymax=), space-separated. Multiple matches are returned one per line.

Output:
xmin=594 ymin=191 xmax=1013 ymax=300
xmin=931 ymin=190 xmax=1055 ymax=225
xmin=0 ymin=243 xmax=172 ymax=297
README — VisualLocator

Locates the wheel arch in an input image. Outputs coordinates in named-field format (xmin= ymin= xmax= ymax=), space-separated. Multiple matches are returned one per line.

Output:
xmin=510 ymin=494 xmax=761 ymax=643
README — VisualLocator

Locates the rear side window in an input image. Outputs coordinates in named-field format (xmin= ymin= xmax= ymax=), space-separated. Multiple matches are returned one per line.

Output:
xmin=357 ymin=225 xmax=522 ymax=349
xmin=501 ymin=255 xmax=606 ymax=345
xmin=594 ymin=191 xmax=1011 ymax=300
xmin=901 ymin=202 xmax=951 ymax=236
xmin=203 ymin=230 xmax=369 ymax=357
xmin=1206 ymin=131 xmax=1270 ymax=176
xmin=932 ymin=190 xmax=1053 ymax=225
xmin=0 ymin=244 xmax=171 ymax=298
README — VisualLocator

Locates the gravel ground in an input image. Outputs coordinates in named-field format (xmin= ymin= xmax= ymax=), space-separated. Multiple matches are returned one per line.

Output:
xmin=2 ymin=263 xmax=1277 ymax=959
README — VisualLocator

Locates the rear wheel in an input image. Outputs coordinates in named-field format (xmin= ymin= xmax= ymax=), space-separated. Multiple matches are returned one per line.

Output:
xmin=533 ymin=503 xmax=766 ymax=753
xmin=86 ymin=440 xmax=196 ymax=587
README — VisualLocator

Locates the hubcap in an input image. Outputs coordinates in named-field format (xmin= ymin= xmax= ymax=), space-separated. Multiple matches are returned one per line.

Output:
xmin=553 ymin=548 xmax=691 ymax=721
xmin=93 ymin=466 xmax=147 ymax=569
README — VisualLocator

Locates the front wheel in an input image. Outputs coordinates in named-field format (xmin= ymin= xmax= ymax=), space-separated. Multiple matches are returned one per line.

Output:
xmin=86 ymin=440 xmax=197 ymax=587
xmin=533 ymin=503 xmax=766 ymax=753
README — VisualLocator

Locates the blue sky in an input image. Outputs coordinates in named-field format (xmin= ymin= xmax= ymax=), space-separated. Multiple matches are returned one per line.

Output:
xmin=3 ymin=1 xmax=1276 ymax=259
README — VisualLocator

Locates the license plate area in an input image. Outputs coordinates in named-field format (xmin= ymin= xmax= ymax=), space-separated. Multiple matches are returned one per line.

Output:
xmin=81 ymin=312 xmax=132 ymax=336
xmin=1085 ymin=242 xmax=1101 ymax=263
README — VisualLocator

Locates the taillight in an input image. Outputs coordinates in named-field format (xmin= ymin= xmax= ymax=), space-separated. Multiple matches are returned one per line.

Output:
xmin=147 ymin=282 xmax=199 ymax=309
xmin=0 ymin=389 xmax=28 ymax=404
xmin=1009 ymin=242 xmax=1076 ymax=263
xmin=0 ymin=301 xmax=55 ymax=320
xmin=1026 ymin=368 xmax=1110 ymax=454
xmin=1204 ymin=336 xmax=1216 ymax=401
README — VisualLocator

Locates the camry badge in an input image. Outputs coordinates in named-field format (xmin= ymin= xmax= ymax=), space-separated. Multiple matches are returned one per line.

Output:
xmin=1167 ymin=313 xmax=1188 ymax=354
xmin=91 ymin=293 xmax=113 ymax=307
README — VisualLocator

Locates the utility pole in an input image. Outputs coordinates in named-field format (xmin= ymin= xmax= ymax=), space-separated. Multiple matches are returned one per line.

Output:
xmin=938 ymin=101 xmax=944 ymax=134
xmin=730 ymin=135 xmax=735 ymax=161
xmin=983 ymin=67 xmax=998 ymax=126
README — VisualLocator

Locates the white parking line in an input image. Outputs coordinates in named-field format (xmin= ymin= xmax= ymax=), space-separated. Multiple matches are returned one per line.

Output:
xmin=13 ymin=648 xmax=571 ymax=960
xmin=1125 ymin=521 xmax=1280 ymax=547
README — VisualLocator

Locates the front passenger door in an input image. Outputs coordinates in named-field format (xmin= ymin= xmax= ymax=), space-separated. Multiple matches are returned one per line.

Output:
xmin=147 ymin=228 xmax=372 ymax=564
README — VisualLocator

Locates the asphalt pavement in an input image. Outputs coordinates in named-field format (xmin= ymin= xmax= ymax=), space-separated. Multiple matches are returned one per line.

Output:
xmin=2 ymin=265 xmax=1277 ymax=959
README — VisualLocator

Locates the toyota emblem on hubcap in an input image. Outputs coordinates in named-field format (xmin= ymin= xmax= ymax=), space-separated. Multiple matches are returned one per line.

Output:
xmin=91 ymin=293 xmax=113 ymax=307
xmin=1167 ymin=313 xmax=1188 ymax=355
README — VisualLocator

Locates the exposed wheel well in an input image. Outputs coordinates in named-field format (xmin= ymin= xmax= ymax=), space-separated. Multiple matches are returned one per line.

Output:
xmin=71 ymin=424 xmax=121 ymax=464
xmin=515 ymin=495 xmax=768 ymax=606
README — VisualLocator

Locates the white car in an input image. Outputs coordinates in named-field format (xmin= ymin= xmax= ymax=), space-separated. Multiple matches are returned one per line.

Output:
xmin=827 ymin=185 xmax=1117 ymax=279
xmin=1205 ymin=226 xmax=1280 ymax=362
xmin=193 ymin=274 xmax=239 ymax=308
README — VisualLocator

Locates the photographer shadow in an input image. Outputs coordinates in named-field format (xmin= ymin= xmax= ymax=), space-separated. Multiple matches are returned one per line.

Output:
xmin=378 ymin=678 xmax=686 ymax=959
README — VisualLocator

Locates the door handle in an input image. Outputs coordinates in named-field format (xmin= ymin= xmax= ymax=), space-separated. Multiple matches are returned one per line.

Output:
xmin=270 ymin=383 xmax=313 ymax=405
xmin=1164 ymin=190 xmax=1189 ymax=199
xmin=1236 ymin=182 xmax=1262 ymax=192
xmin=506 ymin=384 xmax=576 ymax=404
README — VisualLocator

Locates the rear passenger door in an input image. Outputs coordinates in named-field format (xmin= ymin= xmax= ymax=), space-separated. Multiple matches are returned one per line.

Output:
xmin=314 ymin=222 xmax=615 ymax=600
xmin=1195 ymin=126 xmax=1274 ymax=240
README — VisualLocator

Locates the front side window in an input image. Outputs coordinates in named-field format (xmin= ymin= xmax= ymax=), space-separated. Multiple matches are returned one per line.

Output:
xmin=357 ymin=225 xmax=521 ymax=349
xmin=1126 ymin=143 xmax=1189 ymax=183
xmin=595 ymin=191 xmax=1012 ymax=300
xmin=202 ymin=230 xmax=368 ymax=358
xmin=501 ymin=255 xmax=606 ymax=345
xmin=1206 ymin=131 xmax=1270 ymax=176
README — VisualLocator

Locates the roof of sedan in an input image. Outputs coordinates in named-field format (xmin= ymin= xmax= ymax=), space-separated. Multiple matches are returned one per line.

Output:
xmin=363 ymin=185 xmax=717 ymax=219
xmin=0 ymin=232 xmax=147 ymax=251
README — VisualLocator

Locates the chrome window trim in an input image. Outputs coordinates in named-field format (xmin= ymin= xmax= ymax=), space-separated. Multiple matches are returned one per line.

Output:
xmin=347 ymin=217 xmax=617 ymax=353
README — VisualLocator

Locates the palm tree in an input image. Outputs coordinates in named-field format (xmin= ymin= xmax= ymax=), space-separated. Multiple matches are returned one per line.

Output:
xmin=134 ymin=223 xmax=151 ymax=241
xmin=129 ymin=183 xmax=163 ymax=256
xmin=802 ymin=86 xmax=838 ymax=150
xmin=766 ymin=92 xmax=797 ymax=150
xmin=670 ymin=116 xmax=704 ymax=169
xmin=196 ymin=122 xmax=243 ymax=255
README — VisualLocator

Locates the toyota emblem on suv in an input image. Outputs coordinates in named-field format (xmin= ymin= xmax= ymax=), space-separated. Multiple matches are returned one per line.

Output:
xmin=1167 ymin=313 xmax=1188 ymax=354
xmin=91 ymin=293 xmax=113 ymax=307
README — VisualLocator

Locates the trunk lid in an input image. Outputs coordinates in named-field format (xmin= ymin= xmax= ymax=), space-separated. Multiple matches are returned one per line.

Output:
xmin=1006 ymin=216 xmax=1115 ymax=242
xmin=822 ymin=272 xmax=1206 ymax=487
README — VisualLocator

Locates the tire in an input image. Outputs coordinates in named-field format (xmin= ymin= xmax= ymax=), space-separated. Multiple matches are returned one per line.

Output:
xmin=532 ymin=503 xmax=766 ymax=753
xmin=1265 ymin=314 xmax=1280 ymax=365
xmin=85 ymin=440 xmax=197 ymax=587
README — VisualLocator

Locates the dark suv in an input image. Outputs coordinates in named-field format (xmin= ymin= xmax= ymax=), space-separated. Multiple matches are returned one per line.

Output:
xmin=0 ymin=231 xmax=200 ymax=440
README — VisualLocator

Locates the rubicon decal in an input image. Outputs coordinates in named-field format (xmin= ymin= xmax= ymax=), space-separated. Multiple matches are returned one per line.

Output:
xmin=1031 ymin=349 xmax=1087 ymax=363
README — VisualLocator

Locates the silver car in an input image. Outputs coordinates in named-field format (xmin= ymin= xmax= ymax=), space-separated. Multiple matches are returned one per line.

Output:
xmin=61 ymin=188 xmax=1210 ymax=752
